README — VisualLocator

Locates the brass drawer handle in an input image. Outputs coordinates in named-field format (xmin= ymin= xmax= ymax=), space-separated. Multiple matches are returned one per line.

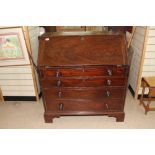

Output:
xmin=107 ymin=69 xmax=112 ymax=76
xmin=57 ymin=80 xmax=61 ymax=87
xmin=107 ymin=79 xmax=112 ymax=85
xmin=58 ymin=91 xmax=63 ymax=98
xmin=59 ymin=103 xmax=64 ymax=111
xmin=105 ymin=103 xmax=109 ymax=110
xmin=39 ymin=70 xmax=44 ymax=78
xmin=106 ymin=91 xmax=111 ymax=97
xmin=56 ymin=70 xmax=61 ymax=77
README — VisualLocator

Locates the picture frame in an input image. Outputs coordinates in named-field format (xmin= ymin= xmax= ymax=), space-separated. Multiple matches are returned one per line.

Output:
xmin=0 ymin=27 xmax=30 ymax=66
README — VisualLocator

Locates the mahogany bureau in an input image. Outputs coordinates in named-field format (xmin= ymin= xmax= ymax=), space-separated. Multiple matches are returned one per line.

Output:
xmin=37 ymin=31 xmax=129 ymax=123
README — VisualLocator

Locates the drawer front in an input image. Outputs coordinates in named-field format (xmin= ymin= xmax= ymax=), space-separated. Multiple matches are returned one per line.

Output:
xmin=41 ymin=66 xmax=127 ymax=78
xmin=43 ymin=87 xmax=125 ymax=100
xmin=41 ymin=77 xmax=127 ymax=88
xmin=45 ymin=99 xmax=123 ymax=111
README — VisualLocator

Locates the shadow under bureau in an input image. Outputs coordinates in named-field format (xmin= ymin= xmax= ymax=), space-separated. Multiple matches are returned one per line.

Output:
xmin=37 ymin=31 xmax=129 ymax=123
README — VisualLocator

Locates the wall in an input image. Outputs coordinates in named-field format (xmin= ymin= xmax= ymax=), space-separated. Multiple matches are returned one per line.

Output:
xmin=28 ymin=26 xmax=40 ymax=64
xmin=138 ymin=26 xmax=155 ymax=95
xmin=128 ymin=26 xmax=147 ymax=96
xmin=142 ymin=26 xmax=155 ymax=76
xmin=0 ymin=66 xmax=35 ymax=97
xmin=28 ymin=26 xmax=40 ymax=92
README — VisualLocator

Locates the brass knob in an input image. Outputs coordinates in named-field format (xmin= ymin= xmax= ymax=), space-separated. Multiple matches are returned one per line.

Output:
xmin=107 ymin=79 xmax=111 ymax=85
xmin=58 ymin=91 xmax=63 ymax=98
xmin=105 ymin=103 xmax=109 ymax=110
xmin=59 ymin=103 xmax=64 ymax=110
xmin=56 ymin=70 xmax=61 ymax=77
xmin=106 ymin=91 xmax=110 ymax=97
xmin=57 ymin=80 xmax=61 ymax=87
xmin=107 ymin=69 xmax=112 ymax=76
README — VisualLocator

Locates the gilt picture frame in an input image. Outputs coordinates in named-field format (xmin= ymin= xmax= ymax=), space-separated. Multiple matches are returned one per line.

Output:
xmin=0 ymin=27 xmax=30 ymax=66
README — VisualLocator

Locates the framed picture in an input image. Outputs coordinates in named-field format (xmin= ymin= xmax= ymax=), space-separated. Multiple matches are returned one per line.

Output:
xmin=0 ymin=27 xmax=30 ymax=66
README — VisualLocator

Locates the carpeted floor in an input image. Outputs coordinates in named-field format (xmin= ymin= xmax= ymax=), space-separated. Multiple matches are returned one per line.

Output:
xmin=0 ymin=90 xmax=155 ymax=129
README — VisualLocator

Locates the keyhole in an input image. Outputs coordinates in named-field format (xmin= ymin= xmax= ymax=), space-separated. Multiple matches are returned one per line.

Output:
xmin=81 ymin=37 xmax=84 ymax=41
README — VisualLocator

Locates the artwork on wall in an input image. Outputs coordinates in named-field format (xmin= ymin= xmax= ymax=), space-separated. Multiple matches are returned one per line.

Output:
xmin=0 ymin=27 xmax=30 ymax=66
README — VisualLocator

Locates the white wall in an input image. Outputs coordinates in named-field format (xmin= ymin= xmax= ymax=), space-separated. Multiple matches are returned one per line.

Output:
xmin=128 ymin=27 xmax=147 ymax=95
xmin=28 ymin=26 xmax=40 ymax=93
xmin=0 ymin=66 xmax=35 ymax=96
xmin=28 ymin=26 xmax=40 ymax=64
xmin=138 ymin=26 xmax=155 ymax=95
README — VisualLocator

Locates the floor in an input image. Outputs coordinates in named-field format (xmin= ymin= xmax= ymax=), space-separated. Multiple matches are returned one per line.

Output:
xmin=0 ymin=90 xmax=155 ymax=129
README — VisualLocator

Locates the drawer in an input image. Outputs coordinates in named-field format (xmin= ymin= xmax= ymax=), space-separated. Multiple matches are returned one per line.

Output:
xmin=41 ymin=66 xmax=127 ymax=78
xmin=45 ymin=99 xmax=123 ymax=111
xmin=43 ymin=87 xmax=125 ymax=100
xmin=41 ymin=77 xmax=127 ymax=88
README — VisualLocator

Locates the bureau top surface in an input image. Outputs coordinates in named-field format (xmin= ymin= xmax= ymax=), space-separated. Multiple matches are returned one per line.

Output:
xmin=40 ymin=31 xmax=121 ymax=37
xmin=38 ymin=32 xmax=128 ymax=67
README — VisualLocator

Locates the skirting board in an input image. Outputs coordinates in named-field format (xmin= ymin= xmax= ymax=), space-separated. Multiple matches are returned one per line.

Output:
xmin=128 ymin=84 xmax=135 ymax=97
xmin=4 ymin=92 xmax=42 ymax=101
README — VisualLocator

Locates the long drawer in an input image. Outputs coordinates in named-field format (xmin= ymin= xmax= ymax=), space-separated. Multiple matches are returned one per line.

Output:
xmin=41 ymin=77 xmax=127 ymax=88
xmin=43 ymin=87 xmax=125 ymax=100
xmin=45 ymin=99 xmax=123 ymax=112
xmin=40 ymin=66 xmax=127 ymax=78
